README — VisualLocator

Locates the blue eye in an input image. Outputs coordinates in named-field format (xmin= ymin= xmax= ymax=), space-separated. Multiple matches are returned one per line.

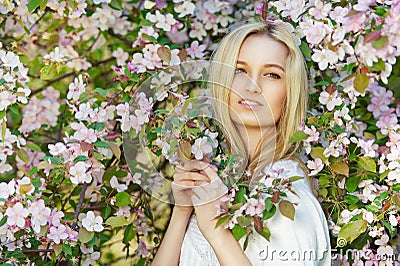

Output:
xmin=265 ymin=73 xmax=281 ymax=79
xmin=234 ymin=68 xmax=246 ymax=74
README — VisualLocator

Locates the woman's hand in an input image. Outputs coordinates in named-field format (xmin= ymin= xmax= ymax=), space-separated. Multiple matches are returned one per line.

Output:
xmin=191 ymin=163 xmax=228 ymax=238
xmin=172 ymin=160 xmax=211 ymax=214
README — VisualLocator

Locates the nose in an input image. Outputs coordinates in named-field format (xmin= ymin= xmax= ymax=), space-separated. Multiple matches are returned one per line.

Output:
xmin=245 ymin=76 xmax=261 ymax=95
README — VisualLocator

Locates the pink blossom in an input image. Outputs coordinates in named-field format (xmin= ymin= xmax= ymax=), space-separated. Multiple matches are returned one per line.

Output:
xmin=303 ymin=22 xmax=329 ymax=46
xmin=137 ymin=240 xmax=149 ymax=256
xmin=309 ymin=0 xmax=331 ymax=19
xmin=5 ymin=202 xmax=29 ymax=228
xmin=48 ymin=142 xmax=66 ymax=156
xmin=48 ymin=224 xmax=68 ymax=244
xmin=354 ymin=0 xmax=376 ymax=11
xmin=343 ymin=12 xmax=366 ymax=33
xmin=187 ymin=41 xmax=206 ymax=59
xmin=376 ymin=112 xmax=397 ymax=134
xmin=244 ymin=197 xmax=265 ymax=216
xmin=191 ymin=137 xmax=213 ymax=160
xmin=329 ymin=6 xmax=349 ymax=23
xmin=304 ymin=125 xmax=319 ymax=142
xmin=0 ymin=180 xmax=15 ymax=199
xmin=82 ymin=211 xmax=103 ymax=232
xmin=307 ymin=158 xmax=324 ymax=176
xmin=67 ymin=74 xmax=86 ymax=101
xmin=318 ymin=91 xmax=342 ymax=111
xmin=82 ymin=251 xmax=100 ymax=266
xmin=134 ymin=222 xmax=151 ymax=236
xmin=174 ymin=1 xmax=195 ymax=17
xmin=70 ymin=161 xmax=92 ymax=185
xmin=29 ymin=199 xmax=51 ymax=233
xmin=110 ymin=176 xmax=128 ymax=192
xmin=50 ymin=208 xmax=64 ymax=226
xmin=146 ymin=10 xmax=176 ymax=32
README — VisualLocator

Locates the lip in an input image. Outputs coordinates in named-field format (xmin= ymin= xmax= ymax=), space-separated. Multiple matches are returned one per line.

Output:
xmin=238 ymin=98 xmax=263 ymax=110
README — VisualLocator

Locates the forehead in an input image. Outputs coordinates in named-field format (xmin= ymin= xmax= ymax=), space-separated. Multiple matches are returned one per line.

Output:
xmin=237 ymin=34 xmax=288 ymax=67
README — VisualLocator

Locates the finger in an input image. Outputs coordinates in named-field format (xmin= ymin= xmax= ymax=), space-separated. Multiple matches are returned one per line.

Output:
xmin=176 ymin=159 xmax=211 ymax=172
xmin=171 ymin=180 xmax=195 ymax=188
xmin=201 ymin=165 xmax=220 ymax=181
xmin=174 ymin=172 xmax=211 ymax=183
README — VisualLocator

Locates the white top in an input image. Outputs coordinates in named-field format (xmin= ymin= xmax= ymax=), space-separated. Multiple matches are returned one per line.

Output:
xmin=179 ymin=160 xmax=331 ymax=266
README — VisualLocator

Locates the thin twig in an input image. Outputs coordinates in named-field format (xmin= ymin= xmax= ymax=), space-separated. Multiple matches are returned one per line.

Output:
xmin=20 ymin=249 xmax=53 ymax=253
xmin=71 ymin=182 xmax=89 ymax=229
xmin=31 ymin=57 xmax=115 ymax=96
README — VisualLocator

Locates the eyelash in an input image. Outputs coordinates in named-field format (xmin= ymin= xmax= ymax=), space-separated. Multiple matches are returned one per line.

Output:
xmin=234 ymin=68 xmax=281 ymax=79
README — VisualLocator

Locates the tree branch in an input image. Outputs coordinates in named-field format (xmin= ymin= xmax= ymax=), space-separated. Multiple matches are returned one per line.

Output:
xmin=31 ymin=57 xmax=115 ymax=96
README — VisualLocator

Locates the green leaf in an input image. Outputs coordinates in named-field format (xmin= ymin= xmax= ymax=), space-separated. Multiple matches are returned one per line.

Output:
xmin=311 ymin=147 xmax=328 ymax=163
xmin=331 ymin=162 xmax=349 ymax=177
xmin=73 ymin=155 xmax=89 ymax=163
xmin=235 ymin=187 xmax=247 ymax=204
xmin=382 ymin=220 xmax=397 ymax=238
xmin=26 ymin=142 xmax=42 ymax=152
xmin=29 ymin=166 xmax=38 ymax=176
xmin=263 ymin=198 xmax=277 ymax=220
xmin=353 ymin=72 xmax=369 ymax=94
xmin=300 ymin=41 xmax=311 ymax=59
xmin=95 ymin=88 xmax=107 ymax=97
xmin=62 ymin=244 xmax=72 ymax=255
xmin=289 ymin=131 xmax=308 ymax=143
xmin=237 ymin=216 xmax=251 ymax=227
xmin=357 ymin=156 xmax=376 ymax=173
xmin=109 ymin=0 xmax=123 ymax=10
xmin=27 ymin=0 xmax=41 ymax=12
xmin=94 ymin=141 xmax=110 ymax=149
xmin=0 ymin=110 xmax=6 ymax=120
xmin=337 ymin=220 xmax=367 ymax=246
xmin=78 ymin=228 xmax=94 ymax=244
xmin=215 ymin=215 xmax=231 ymax=228
xmin=279 ymin=200 xmax=295 ymax=220
xmin=288 ymin=176 xmax=304 ymax=182
xmin=0 ymin=215 xmax=7 ymax=227
xmin=115 ymin=192 xmax=132 ymax=207
xmin=105 ymin=216 xmax=129 ymax=228
xmin=344 ymin=195 xmax=359 ymax=205
xmin=123 ymin=223 xmax=137 ymax=244
xmin=40 ymin=0 xmax=48 ymax=11
xmin=16 ymin=149 xmax=30 ymax=164
xmin=31 ymin=177 xmax=42 ymax=188
xmin=102 ymin=205 xmax=112 ymax=220
xmin=392 ymin=184 xmax=400 ymax=192
xmin=40 ymin=64 xmax=57 ymax=80
xmin=346 ymin=175 xmax=362 ymax=193
xmin=258 ymin=225 xmax=271 ymax=242
xmin=232 ymin=224 xmax=247 ymax=241
xmin=372 ymin=36 xmax=388 ymax=49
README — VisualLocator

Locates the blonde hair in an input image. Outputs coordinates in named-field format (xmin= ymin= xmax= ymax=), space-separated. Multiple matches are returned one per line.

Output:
xmin=209 ymin=21 xmax=309 ymax=179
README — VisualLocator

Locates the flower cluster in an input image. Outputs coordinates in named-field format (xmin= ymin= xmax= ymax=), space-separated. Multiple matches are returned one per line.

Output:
xmin=215 ymin=170 xmax=303 ymax=246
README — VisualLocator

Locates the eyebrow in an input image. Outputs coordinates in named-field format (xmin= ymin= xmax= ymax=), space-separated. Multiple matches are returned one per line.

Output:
xmin=236 ymin=60 xmax=285 ymax=72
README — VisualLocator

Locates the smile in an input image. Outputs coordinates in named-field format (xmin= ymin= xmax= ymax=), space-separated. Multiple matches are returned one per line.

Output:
xmin=238 ymin=99 xmax=263 ymax=109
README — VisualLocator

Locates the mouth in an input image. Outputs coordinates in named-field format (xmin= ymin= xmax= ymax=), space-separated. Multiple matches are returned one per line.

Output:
xmin=238 ymin=99 xmax=263 ymax=109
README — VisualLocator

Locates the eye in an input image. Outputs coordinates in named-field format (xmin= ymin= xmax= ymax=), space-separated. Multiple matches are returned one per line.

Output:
xmin=264 ymin=72 xmax=281 ymax=79
xmin=234 ymin=68 xmax=246 ymax=74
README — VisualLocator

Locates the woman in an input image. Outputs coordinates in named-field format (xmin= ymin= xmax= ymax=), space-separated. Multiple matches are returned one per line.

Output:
xmin=152 ymin=20 xmax=331 ymax=266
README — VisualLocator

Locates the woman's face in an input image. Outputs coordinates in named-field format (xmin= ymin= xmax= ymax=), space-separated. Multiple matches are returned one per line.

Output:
xmin=229 ymin=34 xmax=288 ymax=131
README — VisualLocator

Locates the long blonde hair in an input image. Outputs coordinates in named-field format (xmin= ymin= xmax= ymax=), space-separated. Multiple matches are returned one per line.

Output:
xmin=209 ymin=21 xmax=309 ymax=179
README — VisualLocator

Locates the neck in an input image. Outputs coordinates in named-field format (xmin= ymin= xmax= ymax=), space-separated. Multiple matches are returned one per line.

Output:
xmin=235 ymin=124 xmax=276 ymax=162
